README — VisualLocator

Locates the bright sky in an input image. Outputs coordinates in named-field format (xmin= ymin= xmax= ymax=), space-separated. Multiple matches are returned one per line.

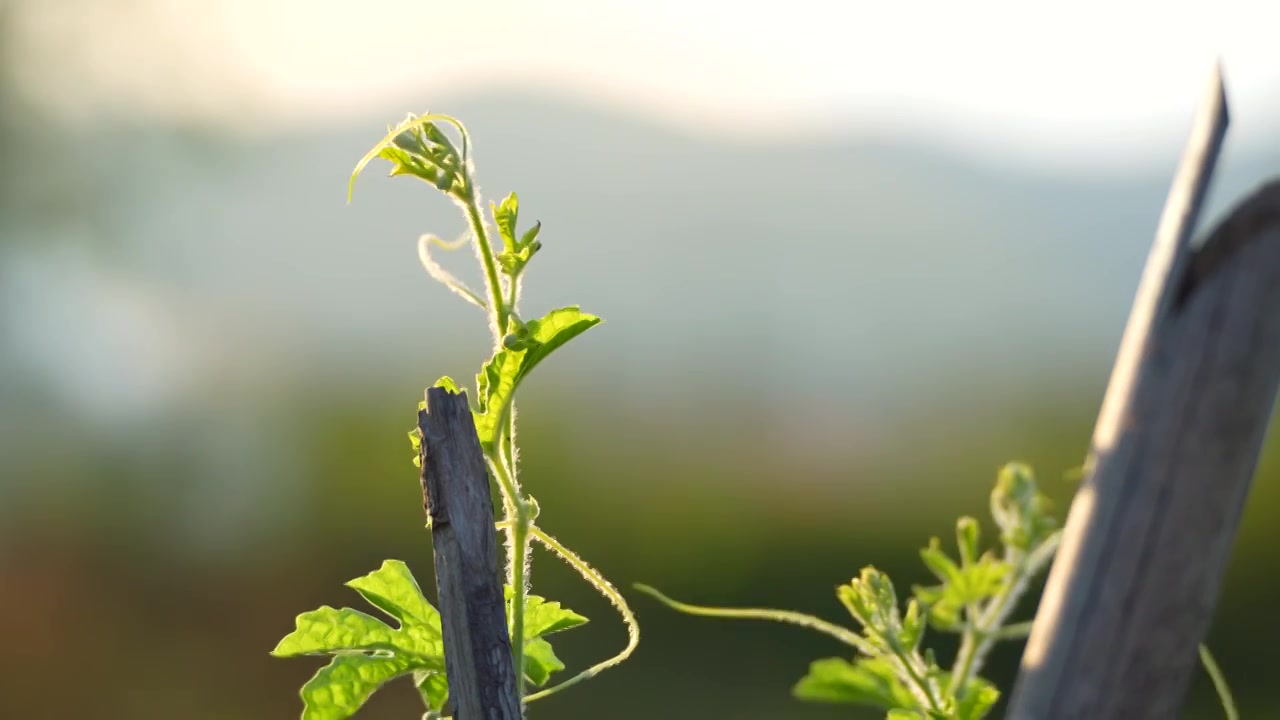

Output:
xmin=13 ymin=0 xmax=1280 ymax=169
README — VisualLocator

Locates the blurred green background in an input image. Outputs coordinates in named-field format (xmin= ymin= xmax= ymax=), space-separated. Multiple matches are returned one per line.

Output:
xmin=2 ymin=1 xmax=1278 ymax=718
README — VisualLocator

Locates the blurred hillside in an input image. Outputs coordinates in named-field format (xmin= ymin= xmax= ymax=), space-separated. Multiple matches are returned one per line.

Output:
xmin=3 ymin=70 xmax=1279 ymax=720
xmin=8 ymin=89 xmax=1280 ymax=433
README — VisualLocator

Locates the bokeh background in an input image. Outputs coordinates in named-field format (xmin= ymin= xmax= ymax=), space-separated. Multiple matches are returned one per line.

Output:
xmin=2 ymin=1 xmax=1279 ymax=718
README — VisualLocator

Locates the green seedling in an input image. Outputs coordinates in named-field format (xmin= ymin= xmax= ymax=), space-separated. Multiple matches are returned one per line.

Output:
xmin=639 ymin=463 xmax=1237 ymax=719
xmin=272 ymin=114 xmax=637 ymax=719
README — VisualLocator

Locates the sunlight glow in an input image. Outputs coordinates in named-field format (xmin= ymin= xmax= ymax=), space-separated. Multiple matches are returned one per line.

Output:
xmin=11 ymin=0 xmax=1280 ymax=168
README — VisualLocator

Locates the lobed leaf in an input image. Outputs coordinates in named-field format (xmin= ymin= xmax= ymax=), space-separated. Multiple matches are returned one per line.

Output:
xmin=914 ymin=536 xmax=1010 ymax=632
xmin=345 ymin=560 xmax=442 ymax=632
xmin=521 ymin=637 xmax=565 ymax=687
xmin=273 ymin=562 xmax=445 ymax=720
xmin=517 ymin=589 xmax=590 ymax=638
xmin=793 ymin=657 xmax=918 ymax=710
xmin=491 ymin=193 xmax=541 ymax=277
xmin=300 ymin=654 xmax=419 ymax=720
xmin=271 ymin=607 xmax=401 ymax=657
xmin=503 ymin=587 xmax=590 ymax=686
xmin=492 ymin=192 xmax=520 ymax=247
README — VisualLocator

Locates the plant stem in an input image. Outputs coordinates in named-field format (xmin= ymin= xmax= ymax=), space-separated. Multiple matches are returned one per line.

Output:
xmin=488 ymin=454 xmax=529 ymax=699
xmin=457 ymin=186 xmax=508 ymax=345
xmin=510 ymin=511 xmax=530 ymax=697
xmin=633 ymin=584 xmax=875 ymax=655
xmin=502 ymin=407 xmax=534 ymax=698
xmin=506 ymin=273 xmax=521 ymax=313
xmin=947 ymin=531 xmax=1061 ymax=697
xmin=948 ymin=625 xmax=981 ymax=699
xmin=526 ymin=527 xmax=640 ymax=702
xmin=455 ymin=167 xmax=532 ymax=700
xmin=888 ymin=648 xmax=943 ymax=714
xmin=1199 ymin=644 xmax=1238 ymax=720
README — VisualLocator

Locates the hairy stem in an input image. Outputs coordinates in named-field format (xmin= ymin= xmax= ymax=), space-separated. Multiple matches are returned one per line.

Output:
xmin=891 ymin=649 xmax=943 ymax=714
xmin=525 ymin=526 xmax=639 ymax=702
xmin=506 ymin=273 xmax=521 ymax=313
xmin=633 ymin=584 xmax=875 ymax=656
xmin=947 ymin=531 xmax=1061 ymax=697
xmin=457 ymin=186 xmax=508 ymax=346
xmin=488 ymin=453 xmax=529 ymax=698
xmin=510 ymin=512 xmax=530 ymax=697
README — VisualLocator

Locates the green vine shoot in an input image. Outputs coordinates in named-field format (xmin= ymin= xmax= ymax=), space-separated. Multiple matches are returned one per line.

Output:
xmin=271 ymin=113 xmax=638 ymax=719
xmin=638 ymin=463 xmax=1238 ymax=719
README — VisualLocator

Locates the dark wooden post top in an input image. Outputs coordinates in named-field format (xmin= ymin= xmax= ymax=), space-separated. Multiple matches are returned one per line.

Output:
xmin=419 ymin=386 xmax=522 ymax=720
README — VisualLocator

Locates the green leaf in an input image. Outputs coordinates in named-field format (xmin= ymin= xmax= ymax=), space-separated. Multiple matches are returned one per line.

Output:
xmin=914 ymin=534 xmax=1009 ymax=631
xmin=474 ymin=307 xmax=601 ymax=451
xmin=502 ymin=588 xmax=589 ymax=686
xmin=956 ymin=516 xmax=980 ymax=566
xmin=954 ymin=676 xmax=1001 ymax=720
xmin=952 ymin=555 xmax=1008 ymax=604
xmin=273 ymin=561 xmax=445 ymax=720
xmin=300 ymin=655 xmax=418 ymax=720
xmin=414 ymin=670 xmax=449 ymax=713
xmin=522 ymin=637 xmax=565 ymax=686
xmin=519 ymin=591 xmax=590 ymax=638
xmin=991 ymin=463 xmax=1056 ymax=551
xmin=411 ymin=379 xmax=467 ymax=468
xmin=409 ymin=428 xmax=423 ymax=469
xmin=496 ymin=589 xmax=591 ymax=681
xmin=433 ymin=376 xmax=461 ymax=393
xmin=349 ymin=113 xmax=469 ymax=202
xmin=899 ymin=598 xmax=925 ymax=651
xmin=518 ymin=221 xmax=542 ymax=249
xmin=496 ymin=251 xmax=520 ymax=276
xmin=837 ymin=567 xmax=908 ymax=652
xmin=793 ymin=657 xmax=918 ymax=710
xmin=913 ymin=583 xmax=961 ymax=630
xmin=272 ymin=606 xmax=402 ymax=656
xmin=920 ymin=538 xmax=962 ymax=583
xmin=492 ymin=192 xmax=519 ymax=247
xmin=913 ymin=557 xmax=1009 ymax=633
xmin=345 ymin=560 xmax=442 ymax=632
xmin=492 ymin=195 xmax=542 ymax=278
xmin=378 ymin=143 xmax=439 ymax=185
xmin=496 ymin=243 xmax=540 ymax=277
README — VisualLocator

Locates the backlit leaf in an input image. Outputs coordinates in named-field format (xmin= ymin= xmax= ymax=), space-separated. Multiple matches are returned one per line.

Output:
xmin=473 ymin=307 xmax=600 ymax=451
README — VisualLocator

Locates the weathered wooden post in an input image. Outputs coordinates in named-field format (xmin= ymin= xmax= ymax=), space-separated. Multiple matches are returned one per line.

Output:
xmin=418 ymin=386 xmax=522 ymax=719
xmin=1007 ymin=67 xmax=1280 ymax=718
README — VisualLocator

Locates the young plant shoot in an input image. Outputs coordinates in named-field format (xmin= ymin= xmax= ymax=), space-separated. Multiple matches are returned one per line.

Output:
xmin=271 ymin=114 xmax=638 ymax=719
xmin=638 ymin=464 xmax=1237 ymax=720
xmin=639 ymin=463 xmax=1059 ymax=720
